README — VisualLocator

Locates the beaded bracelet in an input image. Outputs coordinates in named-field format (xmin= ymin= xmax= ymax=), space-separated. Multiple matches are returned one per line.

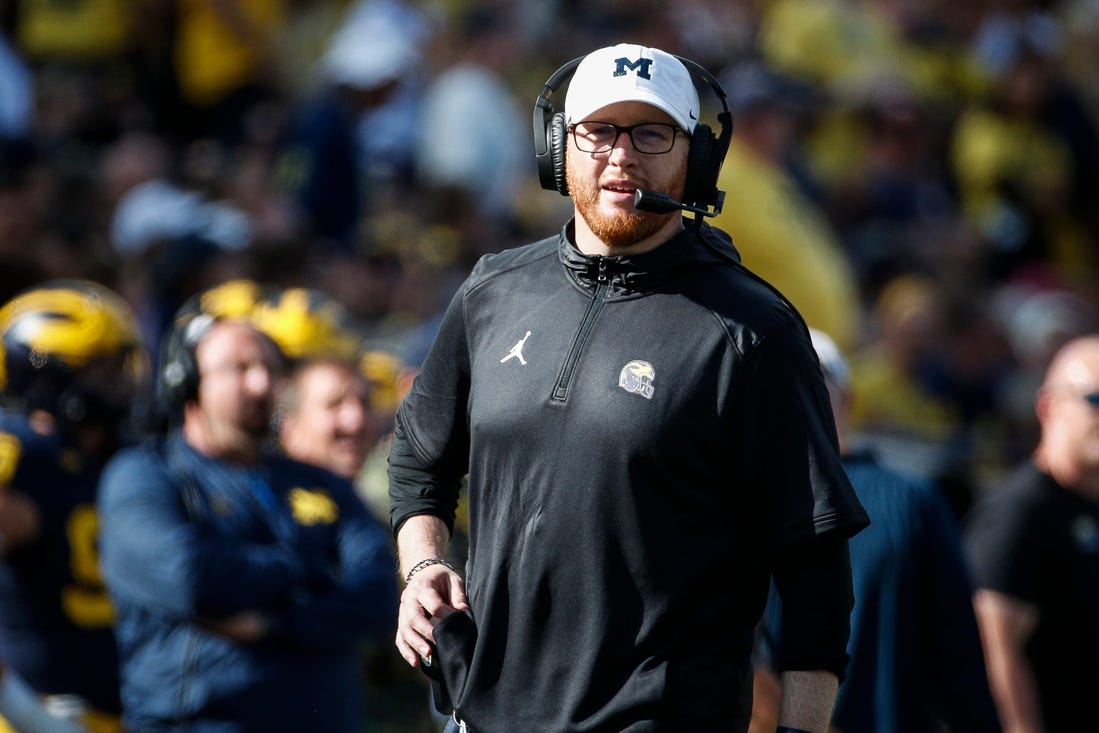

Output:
xmin=404 ymin=557 xmax=457 ymax=583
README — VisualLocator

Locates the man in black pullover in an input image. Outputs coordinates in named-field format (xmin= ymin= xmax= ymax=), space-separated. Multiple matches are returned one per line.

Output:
xmin=388 ymin=43 xmax=868 ymax=733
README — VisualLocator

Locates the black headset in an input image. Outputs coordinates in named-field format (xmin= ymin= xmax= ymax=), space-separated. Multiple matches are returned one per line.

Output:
xmin=533 ymin=52 xmax=733 ymax=212
xmin=156 ymin=310 xmax=216 ymax=421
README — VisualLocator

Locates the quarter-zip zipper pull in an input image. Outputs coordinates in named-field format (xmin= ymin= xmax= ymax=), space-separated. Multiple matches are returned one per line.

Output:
xmin=553 ymin=265 xmax=609 ymax=402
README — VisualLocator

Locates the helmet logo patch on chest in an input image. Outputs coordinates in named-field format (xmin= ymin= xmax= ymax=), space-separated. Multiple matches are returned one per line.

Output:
xmin=618 ymin=360 xmax=655 ymax=399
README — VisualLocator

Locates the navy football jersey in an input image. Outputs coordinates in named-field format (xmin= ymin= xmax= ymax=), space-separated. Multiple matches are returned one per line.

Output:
xmin=0 ymin=409 xmax=121 ymax=714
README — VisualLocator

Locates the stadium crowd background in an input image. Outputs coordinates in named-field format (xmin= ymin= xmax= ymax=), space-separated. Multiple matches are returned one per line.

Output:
xmin=1 ymin=0 xmax=1098 ymax=729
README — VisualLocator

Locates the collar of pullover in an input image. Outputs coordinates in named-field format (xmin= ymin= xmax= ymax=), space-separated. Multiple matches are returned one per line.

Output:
xmin=557 ymin=218 xmax=740 ymax=295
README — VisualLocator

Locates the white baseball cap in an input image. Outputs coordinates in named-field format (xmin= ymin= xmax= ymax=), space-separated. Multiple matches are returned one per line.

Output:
xmin=565 ymin=44 xmax=700 ymax=133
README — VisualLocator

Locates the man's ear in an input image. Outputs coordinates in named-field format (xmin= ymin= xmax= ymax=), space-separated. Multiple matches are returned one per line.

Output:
xmin=1034 ymin=387 xmax=1051 ymax=423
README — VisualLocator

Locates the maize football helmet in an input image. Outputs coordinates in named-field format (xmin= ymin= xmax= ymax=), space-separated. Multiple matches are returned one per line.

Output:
xmin=0 ymin=280 xmax=148 ymax=425
xmin=251 ymin=287 xmax=363 ymax=363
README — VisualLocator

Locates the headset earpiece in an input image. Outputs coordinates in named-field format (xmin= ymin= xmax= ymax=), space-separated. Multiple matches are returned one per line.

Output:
xmin=156 ymin=311 xmax=216 ymax=422
xmin=534 ymin=57 xmax=583 ymax=196
xmin=675 ymin=57 xmax=733 ymax=213
xmin=157 ymin=326 xmax=199 ymax=421
xmin=547 ymin=112 xmax=570 ymax=196
xmin=683 ymin=122 xmax=716 ymax=210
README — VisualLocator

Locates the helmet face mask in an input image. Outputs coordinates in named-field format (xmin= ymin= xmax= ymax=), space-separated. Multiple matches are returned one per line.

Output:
xmin=0 ymin=280 xmax=149 ymax=428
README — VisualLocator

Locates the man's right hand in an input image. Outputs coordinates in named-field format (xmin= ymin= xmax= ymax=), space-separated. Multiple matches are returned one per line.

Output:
xmin=202 ymin=611 xmax=270 ymax=643
xmin=0 ymin=489 xmax=41 ymax=557
xmin=395 ymin=564 xmax=469 ymax=668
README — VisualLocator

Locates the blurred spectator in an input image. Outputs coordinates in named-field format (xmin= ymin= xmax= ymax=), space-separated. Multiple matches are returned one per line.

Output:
xmin=756 ymin=0 xmax=983 ymax=223
xmin=952 ymin=20 xmax=1099 ymax=288
xmin=1060 ymin=0 xmax=1099 ymax=116
xmin=278 ymin=356 xmax=374 ymax=482
xmin=0 ymin=28 xmax=31 ymax=140
xmin=0 ymin=656 xmax=89 ymax=733
xmin=14 ymin=0 xmax=143 ymax=147
xmin=173 ymin=0 xmax=287 ymax=143
xmin=255 ymin=285 xmax=436 ymax=732
xmin=276 ymin=0 xmax=354 ymax=100
xmin=104 ymin=132 xmax=260 ymax=351
xmin=0 ymin=280 xmax=151 ymax=733
xmin=849 ymin=274 xmax=956 ymax=445
xmin=758 ymin=0 xmax=911 ymax=93
xmin=254 ymin=284 xmax=378 ymax=482
xmin=826 ymin=78 xmax=959 ymax=296
xmin=347 ymin=0 xmax=430 ymax=202
xmin=415 ymin=8 xmax=527 ymax=248
xmin=965 ymin=334 xmax=1099 ymax=731
xmin=846 ymin=273 xmax=993 ymax=517
xmin=752 ymin=327 xmax=1000 ymax=733
xmin=99 ymin=292 xmax=398 ymax=732
xmin=711 ymin=60 xmax=861 ymax=352
xmin=666 ymin=0 xmax=760 ymax=72
xmin=0 ymin=138 xmax=119 ymax=292
xmin=995 ymin=278 xmax=1099 ymax=462
xmin=15 ymin=0 xmax=131 ymax=62
xmin=275 ymin=0 xmax=422 ymax=251
xmin=0 ymin=141 xmax=52 ymax=303
xmin=109 ymin=155 xmax=252 ymax=260
xmin=847 ymin=271 xmax=1014 ymax=520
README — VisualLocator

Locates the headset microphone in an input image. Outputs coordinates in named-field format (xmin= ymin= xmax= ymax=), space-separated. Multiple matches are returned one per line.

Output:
xmin=634 ymin=188 xmax=725 ymax=219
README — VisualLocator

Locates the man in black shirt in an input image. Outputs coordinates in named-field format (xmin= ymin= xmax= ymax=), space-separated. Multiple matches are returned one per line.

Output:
xmin=388 ymin=43 xmax=868 ymax=733
xmin=966 ymin=334 xmax=1099 ymax=731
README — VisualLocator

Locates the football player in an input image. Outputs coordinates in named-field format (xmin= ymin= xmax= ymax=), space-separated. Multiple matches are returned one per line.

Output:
xmin=0 ymin=280 xmax=149 ymax=733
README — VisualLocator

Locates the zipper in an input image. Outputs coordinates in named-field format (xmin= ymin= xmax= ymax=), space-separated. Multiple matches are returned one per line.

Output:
xmin=552 ymin=256 xmax=609 ymax=402
xmin=175 ymin=625 xmax=200 ymax=731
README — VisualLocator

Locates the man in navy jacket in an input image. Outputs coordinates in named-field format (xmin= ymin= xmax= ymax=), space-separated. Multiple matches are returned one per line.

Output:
xmin=99 ymin=299 xmax=398 ymax=732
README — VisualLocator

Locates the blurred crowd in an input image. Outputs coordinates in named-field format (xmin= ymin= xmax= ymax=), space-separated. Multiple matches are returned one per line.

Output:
xmin=1 ymin=0 xmax=1099 ymax=729
xmin=2 ymin=0 xmax=1098 ymax=516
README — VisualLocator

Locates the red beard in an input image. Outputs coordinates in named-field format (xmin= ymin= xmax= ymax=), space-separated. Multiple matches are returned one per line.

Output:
xmin=566 ymin=156 xmax=687 ymax=252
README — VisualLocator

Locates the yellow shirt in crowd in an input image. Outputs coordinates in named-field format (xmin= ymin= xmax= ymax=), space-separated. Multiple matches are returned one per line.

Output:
xmin=713 ymin=141 xmax=861 ymax=353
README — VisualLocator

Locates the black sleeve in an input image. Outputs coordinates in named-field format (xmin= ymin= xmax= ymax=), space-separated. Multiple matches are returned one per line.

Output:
xmin=388 ymin=283 xmax=472 ymax=537
xmin=771 ymin=532 xmax=854 ymax=680
xmin=741 ymin=323 xmax=869 ymax=546
xmin=963 ymin=480 xmax=1043 ymax=602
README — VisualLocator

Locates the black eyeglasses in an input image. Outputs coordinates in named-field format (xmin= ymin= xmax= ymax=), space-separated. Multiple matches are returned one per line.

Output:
xmin=570 ymin=122 xmax=682 ymax=155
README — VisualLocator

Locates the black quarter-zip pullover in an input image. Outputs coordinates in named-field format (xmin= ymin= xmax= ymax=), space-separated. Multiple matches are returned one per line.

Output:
xmin=389 ymin=219 xmax=868 ymax=732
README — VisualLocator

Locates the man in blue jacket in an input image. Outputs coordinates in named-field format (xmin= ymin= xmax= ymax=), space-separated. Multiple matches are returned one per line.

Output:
xmin=98 ymin=294 xmax=398 ymax=733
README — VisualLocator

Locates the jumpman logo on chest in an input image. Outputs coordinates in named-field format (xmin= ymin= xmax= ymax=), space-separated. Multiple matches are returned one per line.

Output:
xmin=501 ymin=331 xmax=532 ymax=365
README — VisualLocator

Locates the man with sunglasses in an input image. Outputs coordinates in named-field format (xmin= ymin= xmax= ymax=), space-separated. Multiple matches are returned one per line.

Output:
xmin=389 ymin=43 xmax=868 ymax=732
xmin=965 ymin=334 xmax=1099 ymax=731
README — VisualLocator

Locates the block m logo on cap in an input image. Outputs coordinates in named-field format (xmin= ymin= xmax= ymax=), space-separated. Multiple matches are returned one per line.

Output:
xmin=565 ymin=44 xmax=699 ymax=133
xmin=613 ymin=57 xmax=652 ymax=80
